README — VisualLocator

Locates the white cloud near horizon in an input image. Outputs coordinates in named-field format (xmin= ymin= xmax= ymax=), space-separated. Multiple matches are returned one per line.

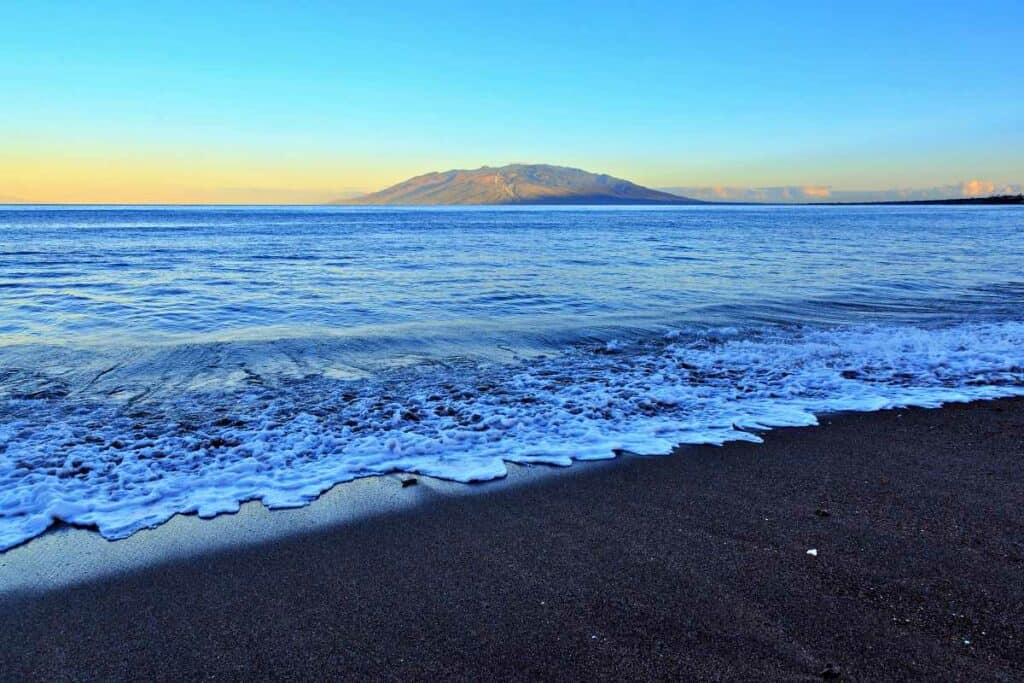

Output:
xmin=661 ymin=180 xmax=1024 ymax=203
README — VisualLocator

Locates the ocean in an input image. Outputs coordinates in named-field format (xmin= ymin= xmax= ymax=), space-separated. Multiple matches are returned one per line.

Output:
xmin=1 ymin=204 xmax=1022 ymax=550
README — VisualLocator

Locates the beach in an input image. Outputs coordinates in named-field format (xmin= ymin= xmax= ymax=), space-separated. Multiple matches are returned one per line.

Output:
xmin=4 ymin=2 xmax=1023 ymax=679
xmin=2 ymin=398 xmax=1021 ymax=680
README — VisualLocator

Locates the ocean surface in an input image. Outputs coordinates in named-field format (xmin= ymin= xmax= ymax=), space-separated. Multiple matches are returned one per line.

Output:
xmin=1 ymin=204 xmax=1023 ymax=550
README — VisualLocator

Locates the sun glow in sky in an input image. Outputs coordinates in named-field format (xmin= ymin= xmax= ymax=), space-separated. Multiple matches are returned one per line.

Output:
xmin=1 ymin=1 xmax=1022 ymax=203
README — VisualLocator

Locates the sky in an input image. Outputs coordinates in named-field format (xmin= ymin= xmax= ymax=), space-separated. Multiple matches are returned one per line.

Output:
xmin=1 ymin=1 xmax=1022 ymax=204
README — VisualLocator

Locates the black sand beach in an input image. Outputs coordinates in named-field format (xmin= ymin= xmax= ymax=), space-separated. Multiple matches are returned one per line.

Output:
xmin=2 ymin=399 xmax=1022 ymax=681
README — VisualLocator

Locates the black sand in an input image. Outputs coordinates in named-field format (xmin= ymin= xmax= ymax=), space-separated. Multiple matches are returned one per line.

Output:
xmin=2 ymin=399 xmax=1022 ymax=681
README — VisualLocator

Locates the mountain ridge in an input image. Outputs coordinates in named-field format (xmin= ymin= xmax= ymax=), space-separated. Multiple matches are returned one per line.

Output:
xmin=334 ymin=164 xmax=702 ymax=205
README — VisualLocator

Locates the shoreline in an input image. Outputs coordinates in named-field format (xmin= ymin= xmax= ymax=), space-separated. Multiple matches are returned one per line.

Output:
xmin=0 ymin=455 xmax=611 ymax=596
xmin=2 ymin=397 xmax=1023 ymax=679
xmin=0 ymin=394 xmax=1013 ymax=593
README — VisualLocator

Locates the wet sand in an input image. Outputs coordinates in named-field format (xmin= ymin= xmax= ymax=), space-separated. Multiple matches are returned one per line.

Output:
xmin=1 ymin=398 xmax=1022 ymax=680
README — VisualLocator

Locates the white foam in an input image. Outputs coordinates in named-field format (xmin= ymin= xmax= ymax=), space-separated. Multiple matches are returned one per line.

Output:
xmin=1 ymin=320 xmax=1023 ymax=551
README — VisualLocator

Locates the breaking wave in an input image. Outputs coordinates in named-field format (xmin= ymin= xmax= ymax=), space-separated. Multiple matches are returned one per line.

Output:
xmin=2 ymin=319 xmax=1022 ymax=551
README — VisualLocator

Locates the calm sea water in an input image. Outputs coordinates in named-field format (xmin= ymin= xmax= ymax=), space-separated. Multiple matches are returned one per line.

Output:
xmin=1 ymin=205 xmax=1023 ymax=549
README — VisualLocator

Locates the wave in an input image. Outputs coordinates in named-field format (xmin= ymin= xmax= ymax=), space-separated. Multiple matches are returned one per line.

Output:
xmin=1 ymin=319 xmax=1023 ymax=551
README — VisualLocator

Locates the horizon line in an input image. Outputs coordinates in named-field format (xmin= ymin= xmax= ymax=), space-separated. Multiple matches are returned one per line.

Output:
xmin=3 ymin=195 xmax=1022 ymax=208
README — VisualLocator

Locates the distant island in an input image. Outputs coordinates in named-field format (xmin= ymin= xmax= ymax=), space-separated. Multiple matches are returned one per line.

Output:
xmin=334 ymin=164 xmax=703 ymax=205
xmin=330 ymin=165 xmax=1022 ymax=207
xmin=811 ymin=194 xmax=1024 ymax=206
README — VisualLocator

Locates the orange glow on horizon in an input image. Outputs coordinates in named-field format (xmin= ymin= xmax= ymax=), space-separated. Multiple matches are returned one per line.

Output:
xmin=0 ymin=147 xmax=396 ymax=204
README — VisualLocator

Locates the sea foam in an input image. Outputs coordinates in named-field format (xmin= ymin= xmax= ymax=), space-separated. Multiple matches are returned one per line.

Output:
xmin=1 ymin=319 xmax=1022 ymax=551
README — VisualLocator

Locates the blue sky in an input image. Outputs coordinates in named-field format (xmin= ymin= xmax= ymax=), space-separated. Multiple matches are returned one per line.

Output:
xmin=1 ymin=1 xmax=1022 ymax=202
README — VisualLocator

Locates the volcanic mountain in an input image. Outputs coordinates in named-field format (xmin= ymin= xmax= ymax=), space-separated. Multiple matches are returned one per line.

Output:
xmin=336 ymin=164 xmax=701 ymax=205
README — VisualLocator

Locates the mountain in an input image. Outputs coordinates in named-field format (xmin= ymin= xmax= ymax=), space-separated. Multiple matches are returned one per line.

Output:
xmin=336 ymin=164 xmax=702 ymax=205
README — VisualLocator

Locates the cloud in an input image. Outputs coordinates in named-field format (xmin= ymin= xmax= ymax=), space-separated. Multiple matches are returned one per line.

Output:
xmin=801 ymin=185 xmax=831 ymax=198
xmin=661 ymin=186 xmax=835 ymax=202
xmin=661 ymin=181 xmax=1023 ymax=203
xmin=959 ymin=179 xmax=997 ymax=197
